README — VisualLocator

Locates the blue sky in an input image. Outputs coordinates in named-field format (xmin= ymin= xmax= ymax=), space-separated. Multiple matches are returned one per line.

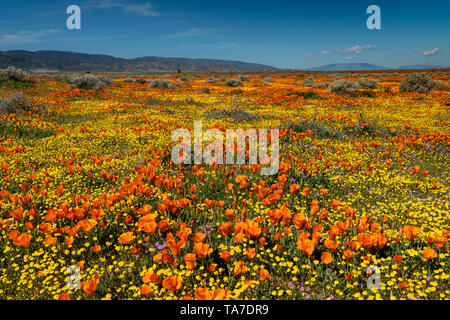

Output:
xmin=0 ymin=0 xmax=449 ymax=69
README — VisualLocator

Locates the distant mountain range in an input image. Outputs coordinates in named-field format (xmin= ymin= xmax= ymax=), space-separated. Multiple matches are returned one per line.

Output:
xmin=0 ymin=51 xmax=448 ymax=72
xmin=307 ymin=63 xmax=449 ymax=71
xmin=306 ymin=63 xmax=387 ymax=71
xmin=0 ymin=50 xmax=278 ymax=73
xmin=396 ymin=64 xmax=450 ymax=70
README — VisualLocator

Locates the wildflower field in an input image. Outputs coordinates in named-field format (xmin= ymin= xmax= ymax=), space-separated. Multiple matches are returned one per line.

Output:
xmin=0 ymin=71 xmax=449 ymax=300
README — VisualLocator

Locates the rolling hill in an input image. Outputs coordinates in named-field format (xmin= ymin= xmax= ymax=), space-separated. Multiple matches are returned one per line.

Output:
xmin=0 ymin=50 xmax=278 ymax=73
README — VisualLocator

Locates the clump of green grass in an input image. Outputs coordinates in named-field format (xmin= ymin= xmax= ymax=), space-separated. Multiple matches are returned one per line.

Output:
xmin=287 ymin=91 xmax=321 ymax=99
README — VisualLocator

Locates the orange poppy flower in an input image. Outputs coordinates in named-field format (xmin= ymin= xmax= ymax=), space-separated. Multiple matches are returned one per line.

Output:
xmin=8 ymin=229 xmax=18 ymax=240
xmin=434 ymin=236 xmax=447 ymax=249
xmin=301 ymin=187 xmax=310 ymax=197
xmin=218 ymin=222 xmax=232 ymax=236
xmin=220 ymin=250 xmax=231 ymax=262
xmin=58 ymin=293 xmax=71 ymax=300
xmin=9 ymin=207 xmax=24 ymax=222
xmin=330 ymin=199 xmax=341 ymax=210
xmin=234 ymin=221 xmax=247 ymax=234
xmin=292 ymin=212 xmax=307 ymax=230
xmin=141 ymin=284 xmax=152 ymax=296
xmin=44 ymin=235 xmax=57 ymax=246
xmin=195 ymin=287 xmax=213 ymax=300
xmin=343 ymin=249 xmax=353 ymax=260
xmin=137 ymin=214 xmax=158 ymax=234
xmin=233 ymin=260 xmax=249 ymax=275
xmin=162 ymin=275 xmax=182 ymax=293
xmin=25 ymin=221 xmax=34 ymax=231
xmin=289 ymin=184 xmax=300 ymax=195
xmin=13 ymin=233 xmax=32 ymax=247
xmin=158 ymin=220 xmax=170 ymax=232
xmin=297 ymin=238 xmax=314 ymax=257
xmin=81 ymin=275 xmax=100 ymax=297
xmin=65 ymin=236 xmax=74 ymax=246
xmin=245 ymin=219 xmax=261 ymax=238
xmin=193 ymin=232 xmax=206 ymax=243
xmin=321 ymin=252 xmax=333 ymax=264
xmin=193 ymin=242 xmax=213 ymax=259
xmin=324 ymin=240 xmax=338 ymax=251
xmin=184 ymin=253 xmax=197 ymax=270
xmin=118 ymin=231 xmax=134 ymax=244
xmin=212 ymin=288 xmax=229 ymax=300
xmin=77 ymin=219 xmax=97 ymax=233
xmin=403 ymin=225 xmax=420 ymax=241
xmin=224 ymin=209 xmax=235 ymax=219
xmin=259 ymin=269 xmax=270 ymax=281
xmin=246 ymin=248 xmax=256 ymax=259
xmin=166 ymin=239 xmax=185 ymax=257
xmin=393 ymin=255 xmax=403 ymax=263
xmin=422 ymin=248 xmax=437 ymax=259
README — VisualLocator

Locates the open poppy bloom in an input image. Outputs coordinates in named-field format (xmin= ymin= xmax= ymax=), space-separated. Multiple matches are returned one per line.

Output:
xmin=13 ymin=233 xmax=32 ymax=247
xmin=118 ymin=231 xmax=134 ymax=244
xmin=81 ymin=275 xmax=100 ymax=297
xmin=184 ymin=253 xmax=197 ymax=270
xmin=321 ymin=252 xmax=333 ymax=264
xmin=233 ymin=260 xmax=249 ymax=275
xmin=422 ymin=248 xmax=437 ymax=259
xmin=162 ymin=275 xmax=182 ymax=293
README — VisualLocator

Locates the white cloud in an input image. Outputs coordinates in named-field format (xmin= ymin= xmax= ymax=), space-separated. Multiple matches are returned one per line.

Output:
xmin=320 ymin=50 xmax=330 ymax=55
xmin=422 ymin=48 xmax=440 ymax=56
xmin=303 ymin=52 xmax=313 ymax=58
xmin=86 ymin=0 xmax=160 ymax=16
xmin=164 ymin=28 xmax=218 ymax=39
xmin=337 ymin=44 xmax=376 ymax=54
xmin=0 ymin=29 xmax=60 ymax=46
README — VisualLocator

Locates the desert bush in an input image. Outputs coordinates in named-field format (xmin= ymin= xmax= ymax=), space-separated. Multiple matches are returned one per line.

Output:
xmin=69 ymin=74 xmax=111 ymax=90
xmin=0 ymin=92 xmax=33 ymax=113
xmin=178 ymin=76 xmax=190 ymax=82
xmin=1 ymin=66 xmax=27 ymax=81
xmin=224 ymin=79 xmax=243 ymax=87
xmin=264 ymin=77 xmax=273 ymax=83
xmin=313 ymin=83 xmax=330 ymax=89
xmin=357 ymin=78 xmax=378 ymax=89
xmin=302 ymin=76 xmax=314 ymax=87
xmin=148 ymin=79 xmax=174 ymax=89
xmin=206 ymin=77 xmax=217 ymax=83
xmin=122 ymin=77 xmax=133 ymax=83
xmin=239 ymin=75 xmax=250 ymax=82
xmin=329 ymin=79 xmax=360 ymax=93
xmin=200 ymin=88 xmax=210 ymax=94
xmin=135 ymin=78 xmax=147 ymax=84
xmin=399 ymin=73 xmax=434 ymax=93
